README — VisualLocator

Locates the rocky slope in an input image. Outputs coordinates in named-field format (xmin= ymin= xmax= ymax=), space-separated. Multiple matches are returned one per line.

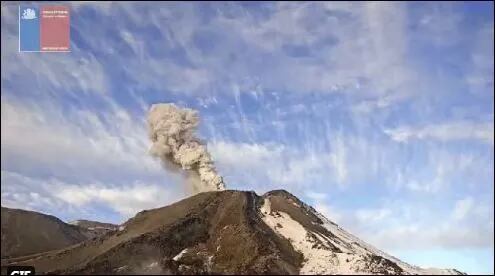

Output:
xmin=1 ymin=207 xmax=88 ymax=259
xmin=68 ymin=220 xmax=118 ymax=239
xmin=260 ymin=190 xmax=463 ymax=275
xmin=1 ymin=190 xmax=464 ymax=275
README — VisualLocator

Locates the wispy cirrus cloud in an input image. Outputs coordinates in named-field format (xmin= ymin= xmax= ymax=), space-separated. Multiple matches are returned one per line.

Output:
xmin=1 ymin=170 xmax=179 ymax=221
xmin=0 ymin=2 xmax=493 ymax=273
xmin=384 ymin=121 xmax=494 ymax=145
xmin=309 ymin=194 xmax=494 ymax=251
xmin=466 ymin=22 xmax=494 ymax=96
xmin=1 ymin=95 xmax=164 ymax=183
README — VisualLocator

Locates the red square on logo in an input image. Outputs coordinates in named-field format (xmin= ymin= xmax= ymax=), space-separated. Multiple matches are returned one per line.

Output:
xmin=40 ymin=6 xmax=70 ymax=52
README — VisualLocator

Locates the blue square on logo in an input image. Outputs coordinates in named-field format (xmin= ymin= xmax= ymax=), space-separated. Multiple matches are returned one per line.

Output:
xmin=19 ymin=6 xmax=40 ymax=52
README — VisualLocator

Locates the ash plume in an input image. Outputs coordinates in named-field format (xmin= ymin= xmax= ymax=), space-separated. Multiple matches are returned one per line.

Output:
xmin=147 ymin=103 xmax=225 ymax=193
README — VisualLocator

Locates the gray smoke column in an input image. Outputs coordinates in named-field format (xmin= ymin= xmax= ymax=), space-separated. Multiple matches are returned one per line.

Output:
xmin=147 ymin=103 xmax=226 ymax=193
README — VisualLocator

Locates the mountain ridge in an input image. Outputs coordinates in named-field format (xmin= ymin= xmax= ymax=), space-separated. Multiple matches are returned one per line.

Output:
xmin=1 ymin=206 xmax=89 ymax=259
xmin=1 ymin=190 xmax=464 ymax=275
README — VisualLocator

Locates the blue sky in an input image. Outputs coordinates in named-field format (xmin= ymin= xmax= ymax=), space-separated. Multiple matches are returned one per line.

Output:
xmin=1 ymin=1 xmax=493 ymax=274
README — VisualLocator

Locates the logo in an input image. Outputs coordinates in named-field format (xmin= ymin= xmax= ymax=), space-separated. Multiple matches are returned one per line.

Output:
xmin=6 ymin=266 xmax=35 ymax=275
xmin=19 ymin=5 xmax=70 ymax=52
xmin=21 ymin=8 xmax=37 ymax=20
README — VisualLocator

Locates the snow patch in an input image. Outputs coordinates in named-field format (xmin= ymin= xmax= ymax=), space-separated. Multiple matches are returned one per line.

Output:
xmin=173 ymin=248 xmax=189 ymax=261
xmin=147 ymin=261 xmax=158 ymax=268
xmin=261 ymin=198 xmax=361 ymax=274
xmin=115 ymin=265 xmax=128 ymax=272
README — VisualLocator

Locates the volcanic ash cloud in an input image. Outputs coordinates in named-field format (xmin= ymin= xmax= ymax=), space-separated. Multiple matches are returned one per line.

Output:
xmin=147 ymin=103 xmax=226 ymax=193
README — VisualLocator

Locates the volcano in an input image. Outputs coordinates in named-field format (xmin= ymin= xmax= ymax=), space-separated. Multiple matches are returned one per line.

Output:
xmin=1 ymin=190 xmax=463 ymax=275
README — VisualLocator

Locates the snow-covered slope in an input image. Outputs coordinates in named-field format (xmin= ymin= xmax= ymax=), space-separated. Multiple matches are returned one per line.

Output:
xmin=260 ymin=191 xmax=464 ymax=275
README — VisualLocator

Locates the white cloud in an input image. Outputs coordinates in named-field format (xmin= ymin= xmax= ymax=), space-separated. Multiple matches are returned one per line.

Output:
xmin=384 ymin=121 xmax=494 ymax=145
xmin=208 ymin=140 xmax=298 ymax=192
xmin=52 ymin=1 xmax=418 ymax=101
xmin=305 ymin=191 xmax=343 ymax=224
xmin=315 ymin=202 xmax=343 ymax=224
xmin=305 ymin=191 xmax=328 ymax=201
xmin=54 ymin=182 xmax=173 ymax=216
xmin=329 ymin=136 xmax=348 ymax=186
xmin=369 ymin=220 xmax=493 ymax=250
xmin=350 ymin=92 xmax=411 ymax=115
xmin=209 ymin=126 xmax=493 ymax=195
xmin=1 ymin=170 xmax=179 ymax=218
xmin=466 ymin=22 xmax=494 ymax=95
xmin=452 ymin=197 xmax=474 ymax=221
xmin=355 ymin=208 xmax=392 ymax=224
xmin=268 ymin=152 xmax=331 ymax=188
xmin=1 ymin=170 xmax=64 ymax=212
xmin=405 ymin=180 xmax=435 ymax=193
xmin=209 ymin=139 xmax=346 ymax=192
xmin=396 ymin=147 xmax=493 ymax=194
xmin=208 ymin=141 xmax=284 ymax=170
xmin=1 ymin=96 xmax=164 ymax=182
xmin=415 ymin=3 xmax=464 ymax=47
xmin=1 ymin=37 xmax=108 ymax=97
xmin=327 ymin=198 xmax=494 ymax=251
xmin=0 ymin=93 xmax=199 ymax=220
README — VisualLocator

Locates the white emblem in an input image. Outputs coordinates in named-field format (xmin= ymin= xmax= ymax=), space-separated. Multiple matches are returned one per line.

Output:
xmin=21 ymin=8 xmax=37 ymax=20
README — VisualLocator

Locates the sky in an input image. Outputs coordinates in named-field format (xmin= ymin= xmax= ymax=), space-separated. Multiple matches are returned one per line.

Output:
xmin=1 ymin=1 xmax=494 ymax=274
